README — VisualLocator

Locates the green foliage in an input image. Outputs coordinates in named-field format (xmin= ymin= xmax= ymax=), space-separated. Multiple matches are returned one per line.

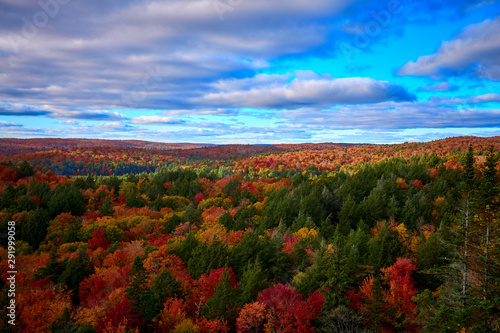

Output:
xmin=230 ymin=231 xmax=292 ymax=282
xmin=58 ymin=249 xmax=94 ymax=304
xmin=169 ymin=232 xmax=200 ymax=264
xmin=202 ymin=268 xmax=240 ymax=323
xmin=366 ymin=223 xmax=404 ymax=271
xmin=47 ymin=183 xmax=87 ymax=218
xmin=98 ymin=197 xmax=114 ymax=216
xmin=49 ymin=307 xmax=79 ymax=333
xmin=35 ymin=248 xmax=64 ymax=282
xmin=20 ymin=208 xmax=50 ymax=249
xmin=187 ymin=241 xmax=229 ymax=279
xmin=164 ymin=214 xmax=182 ymax=233
xmin=16 ymin=161 xmax=35 ymax=179
xmin=239 ymin=259 xmax=269 ymax=304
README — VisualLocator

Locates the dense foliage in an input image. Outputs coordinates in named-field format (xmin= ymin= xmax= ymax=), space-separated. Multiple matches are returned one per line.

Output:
xmin=1 ymin=136 xmax=499 ymax=332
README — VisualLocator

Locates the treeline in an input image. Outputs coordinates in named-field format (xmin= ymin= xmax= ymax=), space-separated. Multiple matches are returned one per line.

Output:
xmin=0 ymin=145 xmax=499 ymax=332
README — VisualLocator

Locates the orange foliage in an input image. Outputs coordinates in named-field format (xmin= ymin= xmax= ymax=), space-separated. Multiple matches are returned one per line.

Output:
xmin=156 ymin=298 xmax=188 ymax=332
xmin=236 ymin=301 xmax=267 ymax=332
xmin=18 ymin=288 xmax=71 ymax=333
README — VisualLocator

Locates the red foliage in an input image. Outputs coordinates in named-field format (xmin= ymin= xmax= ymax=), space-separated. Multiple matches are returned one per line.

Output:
xmin=282 ymin=234 xmax=300 ymax=254
xmin=257 ymin=284 xmax=324 ymax=333
xmin=193 ymin=267 xmax=238 ymax=308
xmin=30 ymin=278 xmax=53 ymax=289
xmin=79 ymin=275 xmax=107 ymax=307
xmin=380 ymin=257 xmax=418 ymax=320
xmin=96 ymin=296 xmax=142 ymax=333
xmin=412 ymin=179 xmax=424 ymax=190
xmin=196 ymin=317 xmax=230 ymax=333
xmin=88 ymin=228 xmax=111 ymax=250
xmin=83 ymin=210 xmax=104 ymax=223
xmin=195 ymin=192 xmax=206 ymax=205
xmin=0 ymin=165 xmax=18 ymax=182
xmin=348 ymin=258 xmax=418 ymax=331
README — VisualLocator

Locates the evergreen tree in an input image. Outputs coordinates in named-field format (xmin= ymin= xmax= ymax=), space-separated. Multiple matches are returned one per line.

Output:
xmin=239 ymin=259 xmax=269 ymax=305
xmin=58 ymin=249 xmax=94 ymax=304
xmin=20 ymin=208 xmax=50 ymax=250
xmin=203 ymin=268 xmax=240 ymax=325
xmin=16 ymin=161 xmax=34 ymax=179
xmin=49 ymin=307 xmax=78 ymax=333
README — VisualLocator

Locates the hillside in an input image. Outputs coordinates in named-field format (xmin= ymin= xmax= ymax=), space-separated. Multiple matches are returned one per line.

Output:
xmin=0 ymin=135 xmax=499 ymax=332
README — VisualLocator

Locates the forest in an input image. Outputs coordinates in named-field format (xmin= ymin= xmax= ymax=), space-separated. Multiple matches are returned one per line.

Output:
xmin=0 ymin=136 xmax=499 ymax=332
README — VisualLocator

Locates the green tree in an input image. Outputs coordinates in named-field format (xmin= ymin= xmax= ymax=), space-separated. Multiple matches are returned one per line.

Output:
xmin=16 ymin=161 xmax=35 ymax=179
xmin=239 ymin=259 xmax=269 ymax=304
xmin=203 ymin=268 xmax=240 ymax=325
xmin=48 ymin=183 xmax=87 ymax=218
xmin=98 ymin=197 xmax=114 ymax=216
xmin=58 ymin=249 xmax=94 ymax=304
xmin=20 ymin=208 xmax=50 ymax=250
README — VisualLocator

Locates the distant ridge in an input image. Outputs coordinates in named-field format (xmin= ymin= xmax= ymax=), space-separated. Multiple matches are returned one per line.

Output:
xmin=0 ymin=138 xmax=215 ymax=155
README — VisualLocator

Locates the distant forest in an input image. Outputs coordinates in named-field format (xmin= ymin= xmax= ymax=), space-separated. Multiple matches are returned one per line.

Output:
xmin=0 ymin=136 xmax=499 ymax=332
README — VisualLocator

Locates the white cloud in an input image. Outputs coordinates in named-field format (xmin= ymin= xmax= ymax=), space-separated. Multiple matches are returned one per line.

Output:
xmin=131 ymin=116 xmax=184 ymax=125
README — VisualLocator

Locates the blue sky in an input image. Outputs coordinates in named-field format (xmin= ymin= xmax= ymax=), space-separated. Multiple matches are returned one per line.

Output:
xmin=1 ymin=0 xmax=500 ymax=144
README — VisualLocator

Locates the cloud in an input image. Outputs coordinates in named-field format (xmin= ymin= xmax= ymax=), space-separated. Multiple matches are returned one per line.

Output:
xmin=469 ymin=93 xmax=500 ymax=103
xmin=160 ymin=109 xmax=239 ymax=117
xmin=0 ymin=0 xmax=474 ymax=115
xmin=0 ymin=120 xmax=22 ymax=127
xmin=199 ymin=74 xmax=415 ymax=109
xmin=131 ymin=116 xmax=185 ymax=125
xmin=279 ymin=100 xmax=500 ymax=130
xmin=398 ymin=16 xmax=500 ymax=80
xmin=51 ymin=110 xmax=128 ymax=121
xmin=0 ymin=101 xmax=52 ymax=116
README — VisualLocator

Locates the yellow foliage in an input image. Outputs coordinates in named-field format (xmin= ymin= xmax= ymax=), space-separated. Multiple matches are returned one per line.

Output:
xmin=58 ymin=242 xmax=87 ymax=254
xmin=292 ymin=271 xmax=306 ymax=287
xmin=253 ymin=202 xmax=265 ymax=215
xmin=115 ymin=215 xmax=148 ymax=230
xmin=172 ymin=319 xmax=200 ymax=333
xmin=293 ymin=227 xmax=318 ymax=240
xmin=395 ymin=223 xmax=408 ymax=244
xmin=409 ymin=233 xmax=420 ymax=255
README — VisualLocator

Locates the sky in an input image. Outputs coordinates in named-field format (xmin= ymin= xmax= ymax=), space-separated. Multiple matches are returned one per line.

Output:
xmin=1 ymin=0 xmax=500 ymax=144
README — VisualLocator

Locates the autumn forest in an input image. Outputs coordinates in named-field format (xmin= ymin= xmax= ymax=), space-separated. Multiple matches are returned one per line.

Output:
xmin=1 ymin=136 xmax=499 ymax=333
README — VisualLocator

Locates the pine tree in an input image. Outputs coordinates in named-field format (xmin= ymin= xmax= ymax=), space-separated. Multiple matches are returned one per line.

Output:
xmin=239 ymin=259 xmax=268 ymax=305
xmin=126 ymin=256 xmax=150 ymax=312
xmin=475 ymin=147 xmax=499 ymax=305
xmin=203 ymin=267 xmax=240 ymax=325
xmin=98 ymin=197 xmax=114 ymax=216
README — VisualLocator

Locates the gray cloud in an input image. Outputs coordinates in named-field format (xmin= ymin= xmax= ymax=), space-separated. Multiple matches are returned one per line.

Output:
xmin=279 ymin=101 xmax=500 ymax=129
xmin=469 ymin=93 xmax=500 ymax=103
xmin=399 ymin=16 xmax=500 ymax=80
xmin=0 ymin=101 xmax=52 ymax=116
xmin=198 ymin=74 xmax=415 ymax=109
